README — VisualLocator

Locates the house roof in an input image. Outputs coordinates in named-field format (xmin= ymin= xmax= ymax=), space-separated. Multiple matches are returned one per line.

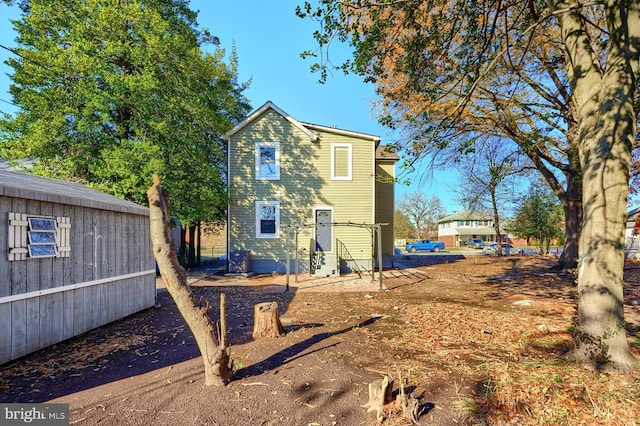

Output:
xmin=225 ymin=101 xmax=319 ymax=142
xmin=301 ymin=122 xmax=381 ymax=143
xmin=375 ymin=145 xmax=399 ymax=161
xmin=438 ymin=210 xmax=494 ymax=223
xmin=225 ymin=101 xmax=384 ymax=146
xmin=0 ymin=170 xmax=148 ymax=215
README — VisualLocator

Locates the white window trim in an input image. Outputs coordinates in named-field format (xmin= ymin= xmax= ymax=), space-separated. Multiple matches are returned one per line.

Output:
xmin=256 ymin=201 xmax=280 ymax=238
xmin=255 ymin=142 xmax=280 ymax=180
xmin=331 ymin=143 xmax=352 ymax=180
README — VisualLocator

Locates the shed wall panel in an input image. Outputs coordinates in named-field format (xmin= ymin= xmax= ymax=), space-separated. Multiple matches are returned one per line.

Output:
xmin=0 ymin=303 xmax=11 ymax=362
xmin=73 ymin=207 xmax=85 ymax=288
xmin=38 ymin=294 xmax=52 ymax=348
xmin=25 ymin=298 xmax=39 ymax=354
xmin=50 ymin=292 xmax=64 ymax=345
xmin=62 ymin=291 xmax=74 ymax=341
xmin=11 ymin=300 xmax=26 ymax=359
xmin=73 ymin=288 xmax=87 ymax=336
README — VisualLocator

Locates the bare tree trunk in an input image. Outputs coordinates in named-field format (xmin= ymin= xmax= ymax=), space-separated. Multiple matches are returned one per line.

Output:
xmin=491 ymin=189 xmax=503 ymax=256
xmin=147 ymin=174 xmax=232 ymax=385
xmin=556 ymin=182 xmax=581 ymax=270
xmin=557 ymin=0 xmax=640 ymax=372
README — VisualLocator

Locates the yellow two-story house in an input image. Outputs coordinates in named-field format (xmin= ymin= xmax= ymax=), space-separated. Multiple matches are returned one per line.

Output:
xmin=226 ymin=101 xmax=397 ymax=275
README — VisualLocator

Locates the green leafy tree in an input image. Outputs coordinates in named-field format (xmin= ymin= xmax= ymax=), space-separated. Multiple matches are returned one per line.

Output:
xmin=0 ymin=0 xmax=250 ymax=246
xmin=297 ymin=0 xmax=640 ymax=372
xmin=509 ymin=182 xmax=564 ymax=254
xmin=394 ymin=209 xmax=416 ymax=241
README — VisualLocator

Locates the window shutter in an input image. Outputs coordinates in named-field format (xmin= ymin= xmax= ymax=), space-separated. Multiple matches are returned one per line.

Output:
xmin=8 ymin=212 xmax=29 ymax=261
xmin=56 ymin=216 xmax=71 ymax=258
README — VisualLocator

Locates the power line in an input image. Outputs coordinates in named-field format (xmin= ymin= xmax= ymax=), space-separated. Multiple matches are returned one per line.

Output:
xmin=0 ymin=43 xmax=56 ymax=72
xmin=0 ymin=97 xmax=17 ymax=107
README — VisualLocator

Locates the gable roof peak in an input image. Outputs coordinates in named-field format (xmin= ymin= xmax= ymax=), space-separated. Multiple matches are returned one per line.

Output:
xmin=225 ymin=101 xmax=319 ymax=142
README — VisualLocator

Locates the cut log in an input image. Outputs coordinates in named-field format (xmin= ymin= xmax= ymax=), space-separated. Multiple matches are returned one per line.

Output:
xmin=252 ymin=302 xmax=285 ymax=338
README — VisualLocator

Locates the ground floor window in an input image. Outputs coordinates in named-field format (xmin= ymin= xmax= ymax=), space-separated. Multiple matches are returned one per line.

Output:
xmin=256 ymin=201 xmax=280 ymax=238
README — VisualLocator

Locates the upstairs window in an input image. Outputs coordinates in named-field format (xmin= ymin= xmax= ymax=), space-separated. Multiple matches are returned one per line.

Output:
xmin=331 ymin=143 xmax=352 ymax=180
xmin=255 ymin=142 xmax=280 ymax=180
xmin=256 ymin=201 xmax=280 ymax=238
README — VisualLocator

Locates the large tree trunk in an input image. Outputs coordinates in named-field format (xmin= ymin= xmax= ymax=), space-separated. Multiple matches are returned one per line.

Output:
xmin=147 ymin=174 xmax=232 ymax=385
xmin=557 ymin=0 xmax=640 ymax=372
xmin=556 ymin=178 xmax=582 ymax=270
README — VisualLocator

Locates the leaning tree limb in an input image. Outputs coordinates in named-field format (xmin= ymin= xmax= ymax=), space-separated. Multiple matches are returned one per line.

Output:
xmin=147 ymin=174 xmax=231 ymax=386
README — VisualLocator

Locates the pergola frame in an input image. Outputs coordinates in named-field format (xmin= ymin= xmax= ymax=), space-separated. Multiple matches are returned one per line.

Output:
xmin=282 ymin=222 xmax=386 ymax=291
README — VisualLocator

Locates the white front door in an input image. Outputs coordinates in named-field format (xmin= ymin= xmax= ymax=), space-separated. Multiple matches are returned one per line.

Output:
xmin=315 ymin=209 xmax=332 ymax=252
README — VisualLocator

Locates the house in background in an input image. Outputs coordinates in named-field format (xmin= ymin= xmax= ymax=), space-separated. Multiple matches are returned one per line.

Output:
xmin=226 ymin=101 xmax=398 ymax=275
xmin=625 ymin=207 xmax=640 ymax=257
xmin=438 ymin=210 xmax=527 ymax=247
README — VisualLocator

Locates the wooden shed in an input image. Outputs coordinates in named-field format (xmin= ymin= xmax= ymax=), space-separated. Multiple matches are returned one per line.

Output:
xmin=0 ymin=170 xmax=156 ymax=364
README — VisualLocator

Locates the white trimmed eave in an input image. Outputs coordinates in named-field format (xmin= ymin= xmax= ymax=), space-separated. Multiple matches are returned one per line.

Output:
xmin=225 ymin=101 xmax=319 ymax=142
xmin=302 ymin=122 xmax=381 ymax=143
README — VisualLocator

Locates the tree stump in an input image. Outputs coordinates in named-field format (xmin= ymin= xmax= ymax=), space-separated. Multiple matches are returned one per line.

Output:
xmin=363 ymin=373 xmax=423 ymax=424
xmin=362 ymin=375 xmax=394 ymax=421
xmin=252 ymin=302 xmax=285 ymax=338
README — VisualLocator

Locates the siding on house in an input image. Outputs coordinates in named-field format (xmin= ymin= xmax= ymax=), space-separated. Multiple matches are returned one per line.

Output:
xmin=228 ymin=108 xmax=317 ymax=271
xmin=304 ymin=124 xmax=375 ymax=260
xmin=0 ymin=171 xmax=155 ymax=364
xmin=375 ymin=161 xmax=395 ymax=265
xmin=227 ymin=103 xmax=386 ymax=273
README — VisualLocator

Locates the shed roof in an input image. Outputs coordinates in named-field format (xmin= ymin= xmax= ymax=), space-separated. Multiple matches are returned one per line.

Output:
xmin=0 ymin=170 xmax=148 ymax=215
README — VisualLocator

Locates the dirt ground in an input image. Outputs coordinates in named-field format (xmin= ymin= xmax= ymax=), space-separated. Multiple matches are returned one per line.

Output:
xmin=1 ymin=254 xmax=639 ymax=425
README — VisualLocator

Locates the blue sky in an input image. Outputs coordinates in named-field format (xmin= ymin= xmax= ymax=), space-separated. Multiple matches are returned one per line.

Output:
xmin=0 ymin=0 xmax=464 ymax=213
